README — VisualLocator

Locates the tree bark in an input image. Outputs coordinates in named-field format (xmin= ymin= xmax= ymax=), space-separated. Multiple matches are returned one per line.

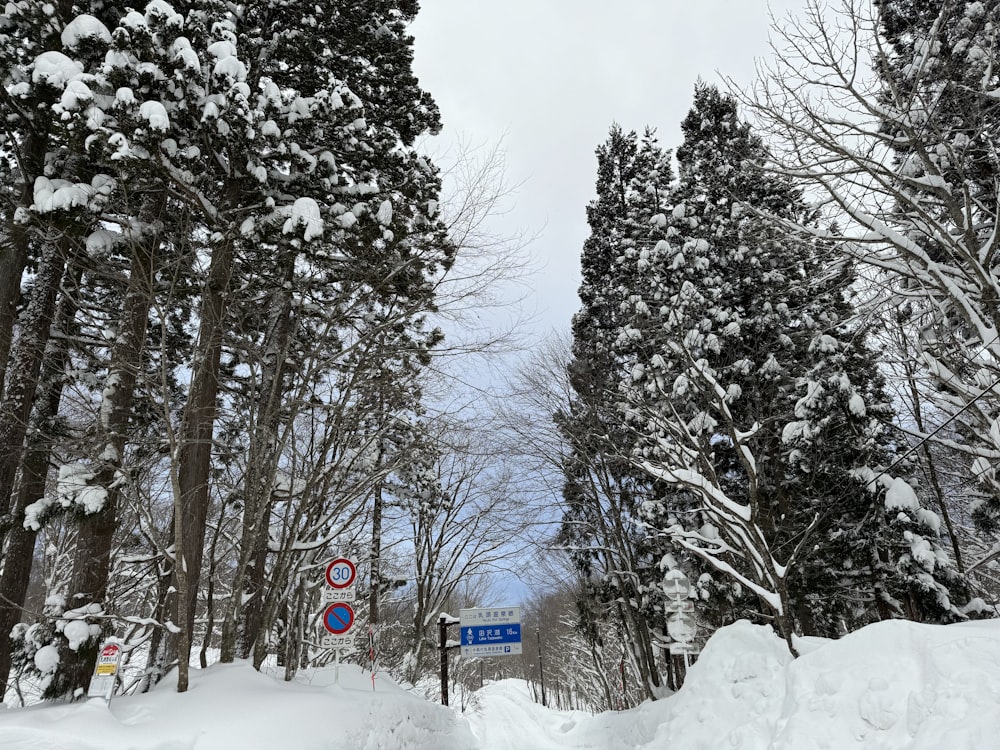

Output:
xmin=0 ymin=237 xmax=68 ymax=523
xmin=60 ymin=220 xmax=159 ymax=694
xmin=221 ymin=262 xmax=296 ymax=663
xmin=0 ymin=281 xmax=77 ymax=696
xmin=0 ymin=117 xmax=52 ymax=406
xmin=165 ymin=232 xmax=235 ymax=673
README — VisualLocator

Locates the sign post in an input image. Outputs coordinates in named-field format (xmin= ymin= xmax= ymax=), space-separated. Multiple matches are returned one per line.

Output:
xmin=438 ymin=613 xmax=460 ymax=706
xmin=87 ymin=641 xmax=123 ymax=704
xmin=320 ymin=557 xmax=357 ymax=683
xmin=663 ymin=569 xmax=698 ymax=680
xmin=663 ymin=569 xmax=691 ymax=600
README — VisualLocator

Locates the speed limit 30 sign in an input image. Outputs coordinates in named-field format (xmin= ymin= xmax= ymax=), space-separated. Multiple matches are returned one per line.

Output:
xmin=325 ymin=558 xmax=356 ymax=589
xmin=321 ymin=557 xmax=357 ymax=602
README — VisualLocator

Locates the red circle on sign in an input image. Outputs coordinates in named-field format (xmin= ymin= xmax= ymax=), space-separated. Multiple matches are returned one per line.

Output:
xmin=101 ymin=644 xmax=121 ymax=657
xmin=322 ymin=602 xmax=355 ymax=635
xmin=325 ymin=558 xmax=357 ymax=589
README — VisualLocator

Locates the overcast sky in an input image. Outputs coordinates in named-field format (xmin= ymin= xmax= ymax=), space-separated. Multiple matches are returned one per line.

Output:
xmin=411 ymin=0 xmax=804 ymax=337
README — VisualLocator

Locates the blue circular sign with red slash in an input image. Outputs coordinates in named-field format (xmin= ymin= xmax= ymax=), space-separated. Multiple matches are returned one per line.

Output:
xmin=322 ymin=602 xmax=355 ymax=635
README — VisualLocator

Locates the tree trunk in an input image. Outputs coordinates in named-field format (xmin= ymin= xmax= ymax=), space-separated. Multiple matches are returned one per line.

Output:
xmin=137 ymin=551 xmax=175 ymax=692
xmin=60 ymin=226 xmax=158 ymax=694
xmin=773 ymin=578 xmax=800 ymax=658
xmin=370 ymin=482 xmax=384 ymax=624
xmin=0 ymin=293 xmax=75 ymax=697
xmin=166 ymin=234 xmax=235 ymax=671
xmin=0 ymin=237 xmax=68 ymax=523
xmin=900 ymin=347 xmax=965 ymax=573
xmin=171 ymin=452 xmax=191 ymax=692
xmin=221 ymin=266 xmax=295 ymax=663
xmin=0 ymin=0 xmax=75 ymax=399
xmin=0 ymin=128 xmax=50 ymax=405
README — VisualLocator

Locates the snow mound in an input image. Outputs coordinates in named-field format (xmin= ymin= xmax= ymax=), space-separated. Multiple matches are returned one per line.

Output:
xmin=468 ymin=619 xmax=1000 ymax=750
xmin=775 ymin=619 xmax=1000 ymax=749
xmin=3 ymin=619 xmax=999 ymax=749
xmin=0 ymin=662 xmax=475 ymax=750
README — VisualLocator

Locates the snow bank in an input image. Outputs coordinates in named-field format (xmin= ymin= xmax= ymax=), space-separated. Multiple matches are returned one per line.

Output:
xmin=0 ymin=663 xmax=475 ymax=750
xmin=647 ymin=619 xmax=792 ymax=748
xmin=3 ymin=618 xmax=999 ymax=749
xmin=774 ymin=619 xmax=1000 ymax=749
xmin=464 ymin=618 xmax=1000 ymax=750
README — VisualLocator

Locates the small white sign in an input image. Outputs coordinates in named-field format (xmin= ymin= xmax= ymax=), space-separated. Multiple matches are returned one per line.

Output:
xmin=87 ymin=641 xmax=123 ymax=700
xmin=667 ymin=612 xmax=697 ymax=643
xmin=663 ymin=569 xmax=691 ymax=600
xmin=321 ymin=587 xmax=356 ymax=603
xmin=320 ymin=633 xmax=355 ymax=650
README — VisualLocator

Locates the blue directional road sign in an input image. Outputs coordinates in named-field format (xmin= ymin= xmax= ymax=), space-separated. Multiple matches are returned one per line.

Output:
xmin=459 ymin=607 xmax=522 ymax=657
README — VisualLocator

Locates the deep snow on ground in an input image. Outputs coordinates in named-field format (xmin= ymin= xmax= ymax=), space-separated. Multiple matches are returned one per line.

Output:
xmin=2 ymin=618 xmax=1000 ymax=749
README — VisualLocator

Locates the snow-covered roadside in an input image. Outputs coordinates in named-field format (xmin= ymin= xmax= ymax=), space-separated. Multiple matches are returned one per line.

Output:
xmin=466 ymin=618 xmax=1000 ymax=749
xmin=3 ymin=618 xmax=1000 ymax=749
xmin=0 ymin=663 xmax=477 ymax=750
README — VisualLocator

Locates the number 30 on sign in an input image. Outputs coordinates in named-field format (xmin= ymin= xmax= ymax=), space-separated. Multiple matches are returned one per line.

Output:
xmin=325 ymin=558 xmax=356 ymax=589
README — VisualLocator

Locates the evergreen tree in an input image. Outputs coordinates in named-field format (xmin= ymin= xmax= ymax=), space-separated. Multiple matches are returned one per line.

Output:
xmin=0 ymin=0 xmax=451 ymax=697
xmin=558 ymin=126 xmax=674 ymax=700
xmin=621 ymin=85 xmax=963 ymax=644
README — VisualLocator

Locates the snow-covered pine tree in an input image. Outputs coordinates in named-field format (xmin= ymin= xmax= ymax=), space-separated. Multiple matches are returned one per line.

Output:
xmin=0 ymin=0 xmax=124 ymax=697
xmin=746 ymin=0 xmax=1000 ymax=582
xmin=622 ymin=85 xmax=963 ymax=646
xmin=210 ymin=0 xmax=450 ymax=668
xmin=558 ymin=126 xmax=674 ymax=700
xmin=1 ymin=0 xmax=451 ymax=696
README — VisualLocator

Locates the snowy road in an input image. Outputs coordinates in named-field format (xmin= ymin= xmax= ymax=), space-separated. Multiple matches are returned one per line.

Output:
xmin=462 ymin=680 xmax=663 ymax=750
xmin=464 ymin=683 xmax=585 ymax=750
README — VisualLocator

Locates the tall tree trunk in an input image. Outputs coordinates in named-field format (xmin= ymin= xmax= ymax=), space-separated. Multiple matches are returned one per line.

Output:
xmin=0 ymin=0 xmax=76 ymax=399
xmin=220 ymin=264 xmax=295 ymax=663
xmin=165 ymin=233 xmax=235 ymax=677
xmin=171 ymin=449 xmax=191 ymax=693
xmin=137 ymin=546 xmax=175 ymax=692
xmin=900 ymin=349 xmax=965 ymax=573
xmin=0 ymin=121 xmax=52 ymax=405
xmin=0 ymin=277 xmax=78 ymax=697
xmin=60 ymin=219 xmax=160 ymax=695
xmin=369 ymin=481 xmax=384 ymax=622
xmin=592 ymin=488 xmax=663 ymax=700
xmin=0 ymin=237 xmax=69 ymax=524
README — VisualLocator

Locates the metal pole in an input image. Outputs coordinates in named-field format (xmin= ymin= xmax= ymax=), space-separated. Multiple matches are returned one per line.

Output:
xmin=439 ymin=615 xmax=449 ymax=706
xmin=536 ymin=627 xmax=547 ymax=707
xmin=369 ymin=624 xmax=376 ymax=692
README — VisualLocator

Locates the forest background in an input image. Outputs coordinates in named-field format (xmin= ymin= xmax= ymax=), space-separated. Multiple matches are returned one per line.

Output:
xmin=2 ymin=0 xmax=1000 ymax=712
